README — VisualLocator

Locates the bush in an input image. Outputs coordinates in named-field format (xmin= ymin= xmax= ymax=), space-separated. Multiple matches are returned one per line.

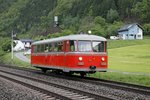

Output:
xmin=106 ymin=21 xmax=123 ymax=37
xmin=143 ymin=23 xmax=150 ymax=35
xmin=2 ymin=38 xmax=11 ymax=52
xmin=94 ymin=16 xmax=106 ymax=26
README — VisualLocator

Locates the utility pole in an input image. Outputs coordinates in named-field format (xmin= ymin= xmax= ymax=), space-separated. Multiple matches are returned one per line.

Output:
xmin=11 ymin=30 xmax=14 ymax=60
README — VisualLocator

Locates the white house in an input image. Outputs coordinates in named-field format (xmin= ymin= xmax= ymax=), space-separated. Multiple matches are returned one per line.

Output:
xmin=20 ymin=39 xmax=34 ymax=49
xmin=13 ymin=40 xmax=25 ymax=51
xmin=13 ymin=39 xmax=33 ymax=51
xmin=118 ymin=23 xmax=143 ymax=40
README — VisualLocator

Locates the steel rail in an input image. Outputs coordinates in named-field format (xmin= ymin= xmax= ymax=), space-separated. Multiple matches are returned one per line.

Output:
xmin=0 ymin=70 xmax=70 ymax=100
xmin=0 ymin=68 xmax=113 ymax=100
xmin=47 ymin=74 xmax=150 ymax=96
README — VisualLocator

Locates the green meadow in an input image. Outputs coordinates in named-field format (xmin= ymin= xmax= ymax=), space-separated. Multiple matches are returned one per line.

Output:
xmin=108 ymin=36 xmax=150 ymax=74
xmin=109 ymin=44 xmax=150 ymax=74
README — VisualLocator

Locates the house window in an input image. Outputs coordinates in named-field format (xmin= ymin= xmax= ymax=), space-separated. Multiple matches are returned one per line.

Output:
xmin=137 ymin=28 xmax=140 ymax=32
xmin=130 ymin=34 xmax=134 ymax=36
xmin=138 ymin=35 xmax=141 ymax=37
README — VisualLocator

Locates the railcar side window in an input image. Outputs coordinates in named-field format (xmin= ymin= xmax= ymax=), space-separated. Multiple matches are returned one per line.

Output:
xmin=92 ymin=41 xmax=105 ymax=52
xmin=78 ymin=41 xmax=92 ymax=52
xmin=41 ymin=44 xmax=44 ymax=52
xmin=44 ymin=44 xmax=49 ymax=52
xmin=70 ymin=40 xmax=77 ymax=52
xmin=33 ymin=45 xmax=37 ymax=53
xmin=37 ymin=45 xmax=41 ymax=52
xmin=54 ymin=43 xmax=58 ymax=52
xmin=49 ymin=43 xmax=53 ymax=52
xmin=58 ymin=42 xmax=63 ymax=52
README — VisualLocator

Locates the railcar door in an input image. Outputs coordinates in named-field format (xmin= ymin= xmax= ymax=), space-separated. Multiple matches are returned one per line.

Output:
xmin=63 ymin=41 xmax=69 ymax=72
xmin=56 ymin=42 xmax=65 ymax=67
xmin=64 ymin=40 xmax=78 ymax=72
xmin=47 ymin=42 xmax=65 ymax=69
xmin=44 ymin=43 xmax=49 ymax=66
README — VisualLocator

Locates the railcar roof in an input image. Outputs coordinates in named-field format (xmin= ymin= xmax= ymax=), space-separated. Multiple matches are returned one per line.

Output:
xmin=32 ymin=34 xmax=107 ymax=45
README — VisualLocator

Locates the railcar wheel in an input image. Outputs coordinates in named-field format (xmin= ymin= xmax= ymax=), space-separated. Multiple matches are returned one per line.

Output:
xmin=41 ymin=68 xmax=47 ymax=73
xmin=53 ymin=70 xmax=62 ymax=75
xmin=80 ymin=72 xmax=86 ymax=77
xmin=64 ymin=72 xmax=73 ymax=76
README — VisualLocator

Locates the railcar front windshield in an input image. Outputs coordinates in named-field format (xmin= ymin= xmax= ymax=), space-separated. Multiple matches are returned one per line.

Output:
xmin=92 ymin=41 xmax=105 ymax=52
xmin=77 ymin=41 xmax=106 ymax=52
xmin=78 ymin=41 xmax=92 ymax=52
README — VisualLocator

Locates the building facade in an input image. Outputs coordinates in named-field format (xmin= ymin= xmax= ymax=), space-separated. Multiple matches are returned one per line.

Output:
xmin=13 ymin=39 xmax=33 ymax=51
xmin=118 ymin=23 xmax=143 ymax=40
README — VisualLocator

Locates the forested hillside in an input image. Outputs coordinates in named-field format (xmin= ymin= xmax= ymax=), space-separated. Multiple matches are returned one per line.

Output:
xmin=0 ymin=0 xmax=150 ymax=39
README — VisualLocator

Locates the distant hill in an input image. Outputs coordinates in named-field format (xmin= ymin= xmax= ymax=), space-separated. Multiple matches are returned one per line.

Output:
xmin=0 ymin=0 xmax=150 ymax=38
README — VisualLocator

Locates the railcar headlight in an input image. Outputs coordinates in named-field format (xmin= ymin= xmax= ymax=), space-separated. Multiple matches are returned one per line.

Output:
xmin=101 ymin=57 xmax=105 ymax=61
xmin=79 ymin=57 xmax=83 ymax=61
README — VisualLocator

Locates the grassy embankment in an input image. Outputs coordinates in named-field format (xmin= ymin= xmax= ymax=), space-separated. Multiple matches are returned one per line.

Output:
xmin=1 ymin=53 xmax=31 ymax=68
xmin=91 ymin=36 xmax=150 ymax=86
xmin=0 ymin=37 xmax=30 ymax=67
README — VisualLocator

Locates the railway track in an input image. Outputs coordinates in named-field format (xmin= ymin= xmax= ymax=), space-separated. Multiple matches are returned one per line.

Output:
xmin=65 ymin=75 xmax=150 ymax=96
xmin=39 ymin=72 xmax=150 ymax=97
xmin=0 ymin=64 xmax=150 ymax=99
xmin=0 ymin=65 xmax=113 ymax=100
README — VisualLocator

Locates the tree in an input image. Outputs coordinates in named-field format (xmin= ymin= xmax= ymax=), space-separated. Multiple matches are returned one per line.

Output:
xmin=94 ymin=16 xmax=106 ymax=26
xmin=78 ymin=16 xmax=94 ymax=33
xmin=116 ymin=0 xmax=137 ymax=19
xmin=132 ymin=0 xmax=150 ymax=23
xmin=143 ymin=23 xmax=150 ymax=35
xmin=106 ymin=21 xmax=123 ymax=37
xmin=106 ymin=9 xmax=119 ymax=23
xmin=91 ymin=25 xmax=106 ymax=37
xmin=2 ymin=38 xmax=11 ymax=52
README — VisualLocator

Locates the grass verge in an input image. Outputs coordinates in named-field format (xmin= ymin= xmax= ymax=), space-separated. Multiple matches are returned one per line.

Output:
xmin=108 ymin=36 xmax=150 ymax=49
xmin=89 ymin=72 xmax=150 ymax=86
xmin=1 ymin=53 xmax=31 ymax=68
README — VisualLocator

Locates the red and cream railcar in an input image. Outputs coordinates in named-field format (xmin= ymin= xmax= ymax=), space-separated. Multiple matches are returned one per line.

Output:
xmin=31 ymin=34 xmax=108 ymax=76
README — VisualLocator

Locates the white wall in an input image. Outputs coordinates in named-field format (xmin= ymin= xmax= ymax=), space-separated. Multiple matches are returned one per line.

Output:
xmin=13 ymin=40 xmax=25 ymax=51
xmin=118 ymin=31 xmax=127 ymax=40
xmin=136 ymin=28 xmax=143 ymax=39
xmin=23 ymin=42 xmax=31 ymax=48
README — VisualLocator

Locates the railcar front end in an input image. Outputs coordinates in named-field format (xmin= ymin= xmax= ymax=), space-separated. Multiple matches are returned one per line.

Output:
xmin=65 ymin=40 xmax=107 ymax=75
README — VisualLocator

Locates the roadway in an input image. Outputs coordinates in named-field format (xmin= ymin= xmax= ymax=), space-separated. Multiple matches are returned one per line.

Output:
xmin=14 ymin=52 xmax=30 ymax=63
